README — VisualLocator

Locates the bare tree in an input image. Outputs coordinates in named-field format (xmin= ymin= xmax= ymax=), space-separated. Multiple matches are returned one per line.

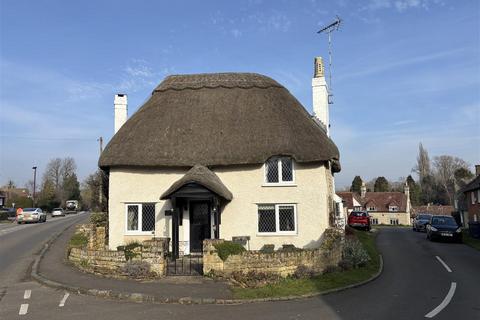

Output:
xmin=44 ymin=158 xmax=62 ymax=194
xmin=433 ymin=155 xmax=470 ymax=205
xmin=413 ymin=143 xmax=431 ymax=183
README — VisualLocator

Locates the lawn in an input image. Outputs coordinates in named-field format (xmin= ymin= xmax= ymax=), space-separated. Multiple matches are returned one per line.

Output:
xmin=232 ymin=229 xmax=381 ymax=299
xmin=462 ymin=230 xmax=480 ymax=251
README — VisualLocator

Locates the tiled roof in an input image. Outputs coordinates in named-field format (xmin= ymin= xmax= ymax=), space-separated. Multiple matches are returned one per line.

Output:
xmin=411 ymin=205 xmax=454 ymax=217
xmin=338 ymin=191 xmax=408 ymax=212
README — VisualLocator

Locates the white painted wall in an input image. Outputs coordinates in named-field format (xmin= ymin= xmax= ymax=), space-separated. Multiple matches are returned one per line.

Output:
xmin=107 ymin=163 xmax=332 ymax=251
xmin=114 ymin=94 xmax=128 ymax=134
xmin=312 ymin=57 xmax=330 ymax=136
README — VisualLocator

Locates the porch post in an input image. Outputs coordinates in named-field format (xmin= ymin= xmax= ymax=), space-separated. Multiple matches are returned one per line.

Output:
xmin=171 ymin=197 xmax=179 ymax=259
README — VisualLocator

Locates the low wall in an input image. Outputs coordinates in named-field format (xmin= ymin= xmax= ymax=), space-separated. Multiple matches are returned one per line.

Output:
xmin=203 ymin=229 xmax=343 ymax=277
xmin=68 ymin=224 xmax=169 ymax=277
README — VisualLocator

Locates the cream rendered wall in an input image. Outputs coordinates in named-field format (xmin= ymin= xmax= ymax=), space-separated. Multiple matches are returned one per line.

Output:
xmin=368 ymin=212 xmax=411 ymax=225
xmin=108 ymin=162 xmax=331 ymax=251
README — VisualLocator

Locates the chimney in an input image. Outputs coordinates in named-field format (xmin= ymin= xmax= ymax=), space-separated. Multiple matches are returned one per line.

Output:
xmin=114 ymin=94 xmax=128 ymax=134
xmin=312 ymin=56 xmax=330 ymax=136
xmin=476 ymin=164 xmax=480 ymax=176
xmin=360 ymin=182 xmax=366 ymax=198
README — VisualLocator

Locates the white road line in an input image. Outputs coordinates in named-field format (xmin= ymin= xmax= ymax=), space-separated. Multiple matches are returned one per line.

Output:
xmin=23 ymin=289 xmax=31 ymax=299
xmin=19 ymin=303 xmax=29 ymax=315
xmin=436 ymin=256 xmax=452 ymax=273
xmin=425 ymin=282 xmax=457 ymax=318
xmin=59 ymin=293 xmax=70 ymax=307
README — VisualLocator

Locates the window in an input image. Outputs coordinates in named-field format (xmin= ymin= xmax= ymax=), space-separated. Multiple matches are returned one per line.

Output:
xmin=370 ymin=218 xmax=378 ymax=225
xmin=258 ymin=204 xmax=296 ymax=235
xmin=368 ymin=206 xmax=376 ymax=211
xmin=390 ymin=218 xmax=399 ymax=225
xmin=126 ymin=203 xmax=155 ymax=234
xmin=265 ymin=157 xmax=294 ymax=184
xmin=354 ymin=206 xmax=362 ymax=211
xmin=472 ymin=192 xmax=476 ymax=205
xmin=389 ymin=206 xmax=399 ymax=212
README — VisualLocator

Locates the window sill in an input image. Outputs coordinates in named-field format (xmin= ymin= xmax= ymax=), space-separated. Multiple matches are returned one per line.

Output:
xmin=256 ymin=232 xmax=298 ymax=237
xmin=262 ymin=183 xmax=297 ymax=187
xmin=125 ymin=232 xmax=155 ymax=236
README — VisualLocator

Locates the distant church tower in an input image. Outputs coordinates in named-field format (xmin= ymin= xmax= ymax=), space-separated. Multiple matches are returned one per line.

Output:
xmin=312 ymin=57 xmax=330 ymax=136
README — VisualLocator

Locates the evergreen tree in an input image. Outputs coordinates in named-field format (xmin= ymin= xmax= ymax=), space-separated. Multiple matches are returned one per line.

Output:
xmin=350 ymin=176 xmax=363 ymax=193
xmin=374 ymin=176 xmax=389 ymax=192
xmin=406 ymin=175 xmax=421 ymax=206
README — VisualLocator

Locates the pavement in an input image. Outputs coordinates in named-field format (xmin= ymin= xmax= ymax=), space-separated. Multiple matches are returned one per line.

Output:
xmin=36 ymin=222 xmax=233 ymax=302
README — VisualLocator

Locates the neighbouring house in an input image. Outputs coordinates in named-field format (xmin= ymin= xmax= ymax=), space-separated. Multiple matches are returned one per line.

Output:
xmin=0 ymin=187 xmax=30 ymax=207
xmin=460 ymin=165 xmax=480 ymax=225
xmin=99 ymin=58 xmax=342 ymax=257
xmin=0 ymin=191 xmax=5 ymax=208
xmin=338 ymin=181 xmax=411 ymax=225
xmin=411 ymin=204 xmax=454 ymax=218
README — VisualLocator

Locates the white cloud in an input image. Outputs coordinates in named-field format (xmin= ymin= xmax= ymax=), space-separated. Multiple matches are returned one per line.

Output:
xmin=231 ymin=29 xmax=242 ymax=38
xmin=360 ymin=0 xmax=444 ymax=12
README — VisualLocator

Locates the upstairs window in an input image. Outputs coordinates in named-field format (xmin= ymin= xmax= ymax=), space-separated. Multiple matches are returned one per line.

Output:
xmin=368 ymin=206 xmax=376 ymax=211
xmin=389 ymin=205 xmax=399 ymax=212
xmin=265 ymin=157 xmax=294 ymax=184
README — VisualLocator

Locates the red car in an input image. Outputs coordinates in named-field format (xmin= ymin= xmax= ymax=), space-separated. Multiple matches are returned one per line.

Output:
xmin=348 ymin=211 xmax=371 ymax=231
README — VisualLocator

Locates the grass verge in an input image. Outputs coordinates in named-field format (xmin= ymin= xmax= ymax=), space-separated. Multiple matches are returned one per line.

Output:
xmin=232 ymin=229 xmax=380 ymax=299
xmin=462 ymin=230 xmax=480 ymax=251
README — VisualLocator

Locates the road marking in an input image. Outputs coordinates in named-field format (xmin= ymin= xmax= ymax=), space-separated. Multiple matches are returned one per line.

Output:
xmin=19 ymin=303 xmax=29 ymax=315
xmin=23 ymin=290 xmax=31 ymax=299
xmin=435 ymin=256 xmax=452 ymax=273
xmin=59 ymin=293 xmax=70 ymax=307
xmin=425 ymin=282 xmax=456 ymax=318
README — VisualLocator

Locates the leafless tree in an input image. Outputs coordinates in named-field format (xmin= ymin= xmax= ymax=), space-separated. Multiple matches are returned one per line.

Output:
xmin=44 ymin=158 xmax=62 ymax=192
xmin=413 ymin=143 xmax=431 ymax=183
xmin=433 ymin=155 xmax=470 ymax=205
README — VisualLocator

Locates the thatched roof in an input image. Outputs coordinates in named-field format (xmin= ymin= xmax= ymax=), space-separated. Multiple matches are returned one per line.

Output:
xmin=99 ymin=73 xmax=340 ymax=172
xmin=160 ymin=165 xmax=233 ymax=200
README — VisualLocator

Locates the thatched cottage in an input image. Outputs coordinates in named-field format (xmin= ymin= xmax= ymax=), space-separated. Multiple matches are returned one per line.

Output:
xmin=99 ymin=58 xmax=341 ymax=256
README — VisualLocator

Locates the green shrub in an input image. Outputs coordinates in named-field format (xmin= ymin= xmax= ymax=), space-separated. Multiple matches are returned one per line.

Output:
xmin=292 ymin=265 xmax=315 ymax=279
xmin=69 ymin=233 xmax=88 ymax=248
xmin=80 ymin=259 xmax=89 ymax=268
xmin=231 ymin=270 xmax=281 ymax=288
xmin=117 ymin=241 xmax=142 ymax=261
xmin=0 ymin=211 xmax=8 ymax=221
xmin=341 ymin=237 xmax=370 ymax=269
xmin=90 ymin=212 xmax=107 ymax=226
xmin=214 ymin=241 xmax=246 ymax=261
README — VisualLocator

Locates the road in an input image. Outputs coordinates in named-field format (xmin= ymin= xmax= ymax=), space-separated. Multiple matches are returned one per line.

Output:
xmin=0 ymin=223 xmax=479 ymax=319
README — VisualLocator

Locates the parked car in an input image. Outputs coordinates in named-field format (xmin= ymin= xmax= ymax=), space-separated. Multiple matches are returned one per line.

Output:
xmin=426 ymin=215 xmax=462 ymax=243
xmin=348 ymin=211 xmax=371 ymax=231
xmin=412 ymin=213 xmax=432 ymax=232
xmin=17 ymin=208 xmax=47 ymax=224
xmin=51 ymin=208 xmax=65 ymax=217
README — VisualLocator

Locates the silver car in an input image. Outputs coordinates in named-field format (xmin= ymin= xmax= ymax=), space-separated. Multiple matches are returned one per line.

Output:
xmin=17 ymin=208 xmax=47 ymax=224
xmin=51 ymin=208 xmax=65 ymax=217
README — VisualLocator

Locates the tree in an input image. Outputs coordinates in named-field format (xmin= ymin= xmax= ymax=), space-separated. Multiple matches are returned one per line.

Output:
xmin=374 ymin=177 xmax=389 ymax=192
xmin=44 ymin=158 xmax=62 ymax=200
xmin=406 ymin=175 xmax=421 ymax=206
xmin=454 ymin=167 xmax=474 ymax=189
xmin=350 ymin=176 xmax=363 ymax=193
xmin=433 ymin=155 xmax=470 ymax=205
xmin=6 ymin=180 xmax=16 ymax=189
xmin=81 ymin=171 xmax=101 ymax=211
xmin=38 ymin=178 xmax=59 ymax=211
xmin=413 ymin=143 xmax=431 ymax=183
xmin=63 ymin=172 xmax=81 ymax=201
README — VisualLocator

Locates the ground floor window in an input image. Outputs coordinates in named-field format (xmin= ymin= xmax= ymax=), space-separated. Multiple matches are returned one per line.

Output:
xmin=126 ymin=203 xmax=155 ymax=234
xmin=258 ymin=204 xmax=296 ymax=235
xmin=371 ymin=218 xmax=378 ymax=225
xmin=390 ymin=218 xmax=399 ymax=225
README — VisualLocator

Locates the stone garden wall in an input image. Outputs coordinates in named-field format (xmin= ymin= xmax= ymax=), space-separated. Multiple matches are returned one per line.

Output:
xmin=203 ymin=229 xmax=343 ymax=277
xmin=68 ymin=224 xmax=169 ymax=277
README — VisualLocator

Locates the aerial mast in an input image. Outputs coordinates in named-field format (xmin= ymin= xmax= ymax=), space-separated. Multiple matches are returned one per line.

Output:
xmin=317 ymin=16 xmax=342 ymax=104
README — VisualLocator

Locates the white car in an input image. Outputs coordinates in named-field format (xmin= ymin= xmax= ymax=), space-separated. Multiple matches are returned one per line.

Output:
xmin=17 ymin=208 xmax=47 ymax=224
xmin=52 ymin=208 xmax=65 ymax=217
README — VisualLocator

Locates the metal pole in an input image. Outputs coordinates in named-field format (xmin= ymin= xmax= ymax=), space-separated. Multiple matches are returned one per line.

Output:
xmin=32 ymin=166 xmax=37 ymax=207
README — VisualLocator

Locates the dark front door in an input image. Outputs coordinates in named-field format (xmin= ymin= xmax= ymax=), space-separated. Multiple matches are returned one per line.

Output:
xmin=190 ymin=201 xmax=211 ymax=253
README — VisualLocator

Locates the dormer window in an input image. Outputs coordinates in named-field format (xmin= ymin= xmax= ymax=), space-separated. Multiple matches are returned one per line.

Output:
xmin=265 ymin=157 xmax=294 ymax=184
xmin=368 ymin=206 xmax=376 ymax=211
xmin=389 ymin=205 xmax=399 ymax=212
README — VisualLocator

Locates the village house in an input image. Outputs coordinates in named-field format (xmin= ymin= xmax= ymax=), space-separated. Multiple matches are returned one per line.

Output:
xmin=99 ymin=58 xmax=342 ymax=256
xmin=460 ymin=165 xmax=480 ymax=224
xmin=338 ymin=182 xmax=411 ymax=225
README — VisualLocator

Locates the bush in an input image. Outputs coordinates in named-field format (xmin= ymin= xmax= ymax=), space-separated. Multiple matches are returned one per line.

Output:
xmin=69 ymin=233 xmax=88 ymax=248
xmin=117 ymin=241 xmax=142 ymax=261
xmin=341 ymin=237 xmax=370 ymax=269
xmin=292 ymin=265 xmax=315 ymax=279
xmin=0 ymin=211 xmax=8 ymax=221
xmin=90 ymin=212 xmax=107 ymax=226
xmin=120 ymin=261 xmax=151 ymax=278
xmin=214 ymin=241 xmax=246 ymax=261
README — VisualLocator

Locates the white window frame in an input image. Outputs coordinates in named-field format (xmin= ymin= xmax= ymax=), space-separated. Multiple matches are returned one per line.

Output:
xmin=472 ymin=192 xmax=476 ymax=205
xmin=390 ymin=218 xmax=399 ymax=225
xmin=257 ymin=203 xmax=297 ymax=236
xmin=370 ymin=217 xmax=378 ymax=225
xmin=125 ymin=203 xmax=156 ymax=235
xmin=263 ymin=157 xmax=296 ymax=186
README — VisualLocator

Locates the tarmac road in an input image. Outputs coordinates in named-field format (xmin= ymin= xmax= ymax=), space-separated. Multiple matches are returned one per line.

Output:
xmin=0 ymin=221 xmax=479 ymax=320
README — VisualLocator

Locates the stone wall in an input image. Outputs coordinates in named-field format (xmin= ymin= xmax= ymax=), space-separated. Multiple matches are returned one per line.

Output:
xmin=68 ymin=224 xmax=169 ymax=277
xmin=203 ymin=229 xmax=343 ymax=277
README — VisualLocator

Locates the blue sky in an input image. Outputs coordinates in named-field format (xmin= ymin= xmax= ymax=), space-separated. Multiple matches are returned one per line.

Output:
xmin=0 ymin=0 xmax=479 ymax=190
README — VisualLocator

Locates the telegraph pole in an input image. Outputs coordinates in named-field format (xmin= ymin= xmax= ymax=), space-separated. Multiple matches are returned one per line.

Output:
xmin=32 ymin=166 xmax=37 ymax=207
xmin=97 ymin=137 xmax=104 ymax=211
